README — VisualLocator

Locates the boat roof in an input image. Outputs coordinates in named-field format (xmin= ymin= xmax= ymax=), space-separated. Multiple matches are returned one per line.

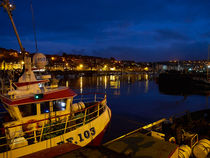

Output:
xmin=0 ymin=87 xmax=77 ymax=106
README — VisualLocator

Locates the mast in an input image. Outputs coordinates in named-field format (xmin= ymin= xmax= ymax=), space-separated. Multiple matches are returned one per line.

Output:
xmin=1 ymin=0 xmax=37 ymax=86
xmin=0 ymin=0 xmax=25 ymax=54
xmin=208 ymin=45 xmax=210 ymax=81
xmin=30 ymin=0 xmax=38 ymax=53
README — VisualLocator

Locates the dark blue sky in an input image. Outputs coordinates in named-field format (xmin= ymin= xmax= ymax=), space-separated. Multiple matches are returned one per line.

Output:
xmin=0 ymin=0 xmax=210 ymax=62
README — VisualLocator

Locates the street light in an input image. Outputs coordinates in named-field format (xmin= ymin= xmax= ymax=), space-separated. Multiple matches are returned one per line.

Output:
xmin=79 ymin=64 xmax=83 ymax=68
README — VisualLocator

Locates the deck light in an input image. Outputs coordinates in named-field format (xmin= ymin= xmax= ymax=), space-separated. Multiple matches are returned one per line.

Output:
xmin=34 ymin=93 xmax=44 ymax=100
xmin=61 ymin=102 xmax=66 ymax=107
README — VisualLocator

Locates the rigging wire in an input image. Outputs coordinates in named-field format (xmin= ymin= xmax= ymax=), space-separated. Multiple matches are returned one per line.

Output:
xmin=30 ymin=0 xmax=38 ymax=53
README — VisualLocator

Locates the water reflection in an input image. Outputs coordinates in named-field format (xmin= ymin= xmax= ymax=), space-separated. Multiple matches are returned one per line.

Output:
xmin=69 ymin=74 xmax=151 ymax=96
xmin=144 ymin=74 xmax=149 ymax=93
xmin=145 ymin=80 xmax=149 ymax=93
xmin=97 ymin=77 xmax=99 ymax=88
xmin=144 ymin=74 xmax=148 ymax=80
xmin=104 ymin=76 xmax=107 ymax=89
xmin=110 ymin=75 xmax=115 ymax=81
xmin=64 ymin=73 xmax=208 ymax=122
xmin=128 ymin=75 xmax=131 ymax=84
xmin=138 ymin=75 xmax=141 ymax=81
xmin=80 ymin=76 xmax=83 ymax=93
xmin=110 ymin=75 xmax=120 ymax=90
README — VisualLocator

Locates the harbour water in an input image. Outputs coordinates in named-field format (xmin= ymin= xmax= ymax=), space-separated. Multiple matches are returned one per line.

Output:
xmin=62 ymin=73 xmax=209 ymax=142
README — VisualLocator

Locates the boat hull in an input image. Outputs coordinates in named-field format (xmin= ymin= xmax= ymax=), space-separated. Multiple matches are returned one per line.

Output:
xmin=0 ymin=107 xmax=111 ymax=158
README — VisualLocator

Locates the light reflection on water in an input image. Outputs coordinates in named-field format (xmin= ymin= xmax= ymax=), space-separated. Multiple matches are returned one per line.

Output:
xmin=104 ymin=75 xmax=107 ymax=89
xmin=66 ymin=73 xmax=209 ymax=122
xmin=79 ymin=76 xmax=83 ymax=94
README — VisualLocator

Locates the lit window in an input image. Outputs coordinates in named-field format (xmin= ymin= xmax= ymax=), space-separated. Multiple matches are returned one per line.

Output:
xmin=53 ymin=99 xmax=67 ymax=111
xmin=40 ymin=102 xmax=50 ymax=114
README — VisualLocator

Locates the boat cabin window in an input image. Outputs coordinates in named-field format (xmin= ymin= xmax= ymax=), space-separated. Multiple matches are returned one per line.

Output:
xmin=18 ymin=103 xmax=37 ymax=117
xmin=40 ymin=102 xmax=50 ymax=114
xmin=53 ymin=99 xmax=67 ymax=111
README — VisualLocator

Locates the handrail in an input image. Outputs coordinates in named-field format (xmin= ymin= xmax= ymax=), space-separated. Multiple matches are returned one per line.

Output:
xmin=76 ymin=93 xmax=106 ymax=96
xmin=104 ymin=118 xmax=166 ymax=146
xmin=6 ymin=98 xmax=106 ymax=129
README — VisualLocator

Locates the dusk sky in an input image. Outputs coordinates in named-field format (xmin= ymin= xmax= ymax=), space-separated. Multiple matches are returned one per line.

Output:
xmin=0 ymin=0 xmax=210 ymax=62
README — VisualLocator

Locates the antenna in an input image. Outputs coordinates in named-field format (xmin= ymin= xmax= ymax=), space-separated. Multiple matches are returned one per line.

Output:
xmin=30 ymin=0 xmax=38 ymax=53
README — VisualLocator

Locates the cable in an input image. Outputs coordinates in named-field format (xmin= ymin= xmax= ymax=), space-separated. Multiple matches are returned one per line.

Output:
xmin=30 ymin=0 xmax=38 ymax=53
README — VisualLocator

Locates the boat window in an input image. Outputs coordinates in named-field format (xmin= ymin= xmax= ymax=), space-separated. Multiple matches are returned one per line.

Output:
xmin=19 ymin=104 xmax=37 ymax=117
xmin=40 ymin=102 xmax=50 ymax=114
xmin=53 ymin=99 xmax=67 ymax=111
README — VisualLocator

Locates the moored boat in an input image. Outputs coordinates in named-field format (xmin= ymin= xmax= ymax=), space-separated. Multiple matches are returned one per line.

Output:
xmin=104 ymin=110 xmax=209 ymax=158
xmin=0 ymin=84 xmax=111 ymax=158
xmin=0 ymin=1 xmax=111 ymax=157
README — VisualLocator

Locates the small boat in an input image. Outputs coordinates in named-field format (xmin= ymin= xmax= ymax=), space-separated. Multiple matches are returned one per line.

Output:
xmin=104 ymin=110 xmax=209 ymax=158
xmin=141 ymin=110 xmax=210 ymax=158
xmin=0 ymin=1 xmax=111 ymax=157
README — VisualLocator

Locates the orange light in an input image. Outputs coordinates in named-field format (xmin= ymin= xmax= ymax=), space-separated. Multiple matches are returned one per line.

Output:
xmin=144 ymin=67 xmax=149 ymax=71
xmin=110 ymin=67 xmax=116 ymax=71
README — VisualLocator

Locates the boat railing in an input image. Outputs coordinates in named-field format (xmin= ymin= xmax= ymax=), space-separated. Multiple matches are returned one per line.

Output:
xmin=104 ymin=118 xmax=166 ymax=146
xmin=0 ymin=93 xmax=107 ymax=152
xmin=73 ymin=93 xmax=106 ymax=103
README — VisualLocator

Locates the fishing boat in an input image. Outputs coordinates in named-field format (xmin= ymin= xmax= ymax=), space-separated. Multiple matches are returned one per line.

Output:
xmin=0 ymin=1 xmax=111 ymax=157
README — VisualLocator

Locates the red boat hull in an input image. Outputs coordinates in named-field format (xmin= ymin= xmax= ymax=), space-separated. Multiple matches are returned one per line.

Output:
xmin=22 ymin=123 xmax=110 ymax=158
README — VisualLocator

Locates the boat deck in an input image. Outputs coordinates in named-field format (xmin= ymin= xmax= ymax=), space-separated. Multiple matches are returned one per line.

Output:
xmin=57 ymin=132 xmax=178 ymax=158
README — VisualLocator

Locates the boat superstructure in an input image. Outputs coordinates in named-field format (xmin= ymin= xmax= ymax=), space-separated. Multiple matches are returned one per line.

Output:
xmin=0 ymin=86 xmax=111 ymax=157
xmin=0 ymin=1 xmax=111 ymax=157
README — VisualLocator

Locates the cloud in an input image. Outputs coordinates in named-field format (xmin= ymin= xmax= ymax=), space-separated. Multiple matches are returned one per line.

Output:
xmin=168 ymin=41 xmax=208 ymax=60
xmin=155 ymin=29 xmax=189 ymax=41
xmin=91 ymin=40 xmax=208 ymax=62
xmin=91 ymin=46 xmax=171 ymax=62
xmin=201 ymin=31 xmax=210 ymax=39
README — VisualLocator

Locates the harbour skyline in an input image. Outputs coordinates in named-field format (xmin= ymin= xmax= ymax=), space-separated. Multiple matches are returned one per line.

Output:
xmin=0 ymin=0 xmax=210 ymax=62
